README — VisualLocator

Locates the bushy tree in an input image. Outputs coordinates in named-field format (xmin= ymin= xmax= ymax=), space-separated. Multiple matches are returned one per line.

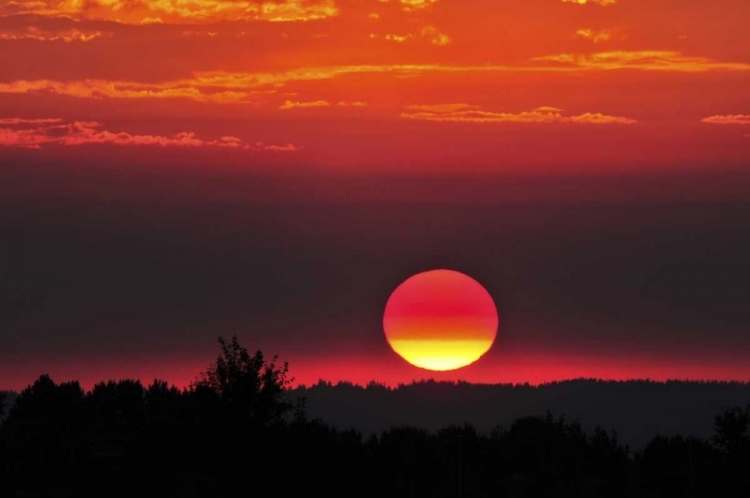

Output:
xmin=713 ymin=405 xmax=750 ymax=454
xmin=191 ymin=335 xmax=294 ymax=426
xmin=712 ymin=405 xmax=750 ymax=496
xmin=2 ymin=375 xmax=87 ymax=493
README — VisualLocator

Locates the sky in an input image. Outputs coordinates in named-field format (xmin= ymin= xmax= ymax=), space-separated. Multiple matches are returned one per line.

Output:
xmin=1 ymin=0 xmax=749 ymax=391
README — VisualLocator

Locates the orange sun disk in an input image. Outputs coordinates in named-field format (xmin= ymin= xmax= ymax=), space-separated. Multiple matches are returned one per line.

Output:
xmin=383 ymin=269 xmax=499 ymax=371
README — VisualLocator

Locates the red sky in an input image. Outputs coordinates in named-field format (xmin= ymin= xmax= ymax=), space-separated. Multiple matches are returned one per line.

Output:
xmin=0 ymin=0 xmax=749 ymax=171
xmin=1 ymin=0 xmax=750 ymax=392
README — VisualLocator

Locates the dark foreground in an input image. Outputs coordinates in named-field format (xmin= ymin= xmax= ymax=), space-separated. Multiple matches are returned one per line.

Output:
xmin=1 ymin=337 xmax=749 ymax=498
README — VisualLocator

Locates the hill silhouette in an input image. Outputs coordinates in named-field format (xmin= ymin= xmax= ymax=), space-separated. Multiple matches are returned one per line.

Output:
xmin=291 ymin=379 xmax=750 ymax=449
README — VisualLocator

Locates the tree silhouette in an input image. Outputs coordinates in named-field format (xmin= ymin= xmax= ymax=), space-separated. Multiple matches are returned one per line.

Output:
xmin=637 ymin=434 xmax=720 ymax=498
xmin=3 ymin=342 xmax=750 ymax=497
xmin=2 ymin=375 xmax=87 ymax=494
xmin=713 ymin=405 xmax=750 ymax=454
xmin=0 ymin=387 xmax=6 ymax=488
xmin=712 ymin=405 xmax=750 ymax=496
xmin=86 ymin=379 xmax=147 ymax=462
xmin=0 ymin=389 xmax=6 ymax=419
xmin=191 ymin=335 xmax=293 ymax=426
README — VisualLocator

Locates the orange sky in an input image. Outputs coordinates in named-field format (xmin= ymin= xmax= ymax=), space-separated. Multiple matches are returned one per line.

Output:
xmin=1 ymin=0 xmax=748 ymax=171
xmin=2 ymin=0 xmax=750 ymax=392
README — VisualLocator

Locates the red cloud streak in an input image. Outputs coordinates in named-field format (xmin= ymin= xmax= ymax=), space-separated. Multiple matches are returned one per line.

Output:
xmin=0 ymin=117 xmax=300 ymax=151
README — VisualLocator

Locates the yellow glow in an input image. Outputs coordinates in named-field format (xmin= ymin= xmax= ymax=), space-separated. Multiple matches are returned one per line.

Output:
xmin=388 ymin=339 xmax=493 ymax=371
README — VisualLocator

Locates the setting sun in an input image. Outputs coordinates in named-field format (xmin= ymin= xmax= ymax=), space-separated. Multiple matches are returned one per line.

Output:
xmin=383 ymin=269 xmax=499 ymax=371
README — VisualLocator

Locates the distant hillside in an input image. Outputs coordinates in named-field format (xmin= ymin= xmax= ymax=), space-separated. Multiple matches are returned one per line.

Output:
xmin=289 ymin=379 xmax=750 ymax=449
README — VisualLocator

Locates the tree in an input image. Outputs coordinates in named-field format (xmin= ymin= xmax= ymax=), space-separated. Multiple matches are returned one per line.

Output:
xmin=86 ymin=379 xmax=147 ymax=461
xmin=192 ymin=335 xmax=294 ymax=426
xmin=712 ymin=405 xmax=750 ymax=497
xmin=2 ymin=375 xmax=87 ymax=493
xmin=144 ymin=379 xmax=182 ymax=418
xmin=713 ymin=405 xmax=750 ymax=454
xmin=7 ymin=375 xmax=85 ymax=427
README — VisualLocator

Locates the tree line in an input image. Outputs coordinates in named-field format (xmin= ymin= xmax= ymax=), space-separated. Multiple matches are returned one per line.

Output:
xmin=0 ymin=336 xmax=749 ymax=498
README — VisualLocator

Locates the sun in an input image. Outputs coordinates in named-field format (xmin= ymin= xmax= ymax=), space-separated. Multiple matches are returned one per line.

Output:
xmin=383 ymin=269 xmax=499 ymax=371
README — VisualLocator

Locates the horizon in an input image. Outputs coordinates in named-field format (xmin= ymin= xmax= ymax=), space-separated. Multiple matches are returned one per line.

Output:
xmin=5 ymin=368 xmax=750 ymax=395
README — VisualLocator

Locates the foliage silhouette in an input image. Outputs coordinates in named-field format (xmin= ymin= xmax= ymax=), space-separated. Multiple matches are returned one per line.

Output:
xmin=712 ymin=405 xmax=750 ymax=496
xmin=191 ymin=335 xmax=293 ymax=426
xmin=713 ymin=405 xmax=750 ymax=454
xmin=1 ymin=339 xmax=750 ymax=497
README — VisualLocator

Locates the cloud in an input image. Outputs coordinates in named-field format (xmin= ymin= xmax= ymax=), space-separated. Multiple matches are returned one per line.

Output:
xmin=139 ymin=17 xmax=164 ymax=25
xmin=405 ymin=103 xmax=480 ymax=113
xmin=260 ymin=143 xmax=301 ymax=151
xmin=533 ymin=51 xmax=750 ymax=72
xmin=3 ymin=55 xmax=748 ymax=106
xmin=534 ymin=106 xmax=565 ymax=113
xmin=337 ymin=101 xmax=368 ymax=107
xmin=0 ymin=117 xmax=63 ymax=125
xmin=150 ymin=65 xmax=534 ymax=93
xmin=279 ymin=100 xmax=331 ymax=109
xmin=399 ymin=0 xmax=439 ymax=12
xmin=562 ymin=0 xmax=616 ymax=5
xmin=0 ymin=27 xmax=107 ymax=42
xmin=420 ymin=25 xmax=450 ymax=46
xmin=0 ymin=79 xmax=264 ymax=104
xmin=575 ymin=29 xmax=612 ymax=43
xmin=0 ymin=0 xmax=339 ymax=24
xmin=370 ymin=25 xmax=450 ymax=46
xmin=0 ymin=117 xmax=300 ymax=151
xmin=374 ymin=32 xmax=409 ymax=43
xmin=279 ymin=99 xmax=367 ymax=109
xmin=180 ymin=30 xmax=219 ymax=37
xmin=401 ymin=104 xmax=636 ymax=124
xmin=701 ymin=115 xmax=750 ymax=125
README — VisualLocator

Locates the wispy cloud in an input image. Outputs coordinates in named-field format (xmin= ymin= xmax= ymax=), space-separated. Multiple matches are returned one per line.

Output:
xmin=0 ymin=27 xmax=107 ymax=42
xmin=280 ymin=100 xmax=331 ymax=109
xmin=258 ymin=142 xmax=301 ymax=151
xmin=370 ymin=25 xmax=450 ymax=46
xmin=562 ymin=0 xmax=617 ymax=5
xmin=405 ymin=103 xmax=479 ymax=113
xmin=0 ymin=117 xmax=299 ymax=151
xmin=139 ymin=17 xmax=165 ymax=25
xmin=701 ymin=115 xmax=750 ymax=125
xmin=398 ymin=0 xmax=439 ymax=12
xmin=5 ymin=66 xmax=528 ymax=104
xmin=0 ymin=79 xmax=264 ymax=104
xmin=0 ymin=0 xmax=339 ymax=24
xmin=3 ymin=54 xmax=748 ymax=106
xmin=0 ymin=117 xmax=63 ymax=125
xmin=401 ymin=104 xmax=636 ymax=124
xmin=575 ymin=29 xmax=612 ymax=43
xmin=280 ymin=99 xmax=368 ymax=109
xmin=532 ymin=51 xmax=750 ymax=72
